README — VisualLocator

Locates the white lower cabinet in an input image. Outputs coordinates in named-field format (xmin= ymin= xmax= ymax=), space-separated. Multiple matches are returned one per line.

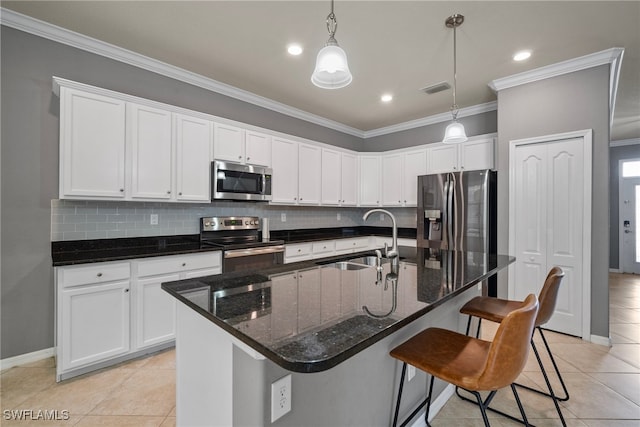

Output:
xmin=56 ymin=251 xmax=221 ymax=380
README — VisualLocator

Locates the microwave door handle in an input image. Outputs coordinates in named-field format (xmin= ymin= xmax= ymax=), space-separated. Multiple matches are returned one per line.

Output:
xmin=261 ymin=174 xmax=266 ymax=194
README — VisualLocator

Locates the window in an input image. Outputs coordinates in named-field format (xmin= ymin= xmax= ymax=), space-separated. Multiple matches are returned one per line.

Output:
xmin=622 ymin=160 xmax=640 ymax=178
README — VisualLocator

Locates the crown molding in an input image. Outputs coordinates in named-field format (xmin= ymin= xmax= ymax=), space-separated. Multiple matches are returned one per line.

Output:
xmin=610 ymin=138 xmax=640 ymax=147
xmin=2 ymin=7 xmax=500 ymax=141
xmin=489 ymin=48 xmax=624 ymax=92
xmin=1 ymin=7 xmax=365 ymax=138
xmin=363 ymin=101 xmax=497 ymax=139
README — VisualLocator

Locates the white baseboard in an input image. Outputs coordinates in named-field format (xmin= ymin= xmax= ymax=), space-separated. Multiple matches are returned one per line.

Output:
xmin=590 ymin=334 xmax=612 ymax=347
xmin=0 ymin=347 xmax=55 ymax=371
xmin=609 ymin=268 xmax=622 ymax=273
xmin=408 ymin=384 xmax=456 ymax=427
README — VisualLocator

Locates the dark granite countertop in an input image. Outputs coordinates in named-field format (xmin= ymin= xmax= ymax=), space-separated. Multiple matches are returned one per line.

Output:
xmin=51 ymin=226 xmax=417 ymax=266
xmin=161 ymin=247 xmax=514 ymax=373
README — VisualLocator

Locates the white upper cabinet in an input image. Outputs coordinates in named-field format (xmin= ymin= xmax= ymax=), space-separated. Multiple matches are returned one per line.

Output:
xmin=321 ymin=148 xmax=341 ymax=206
xmin=60 ymin=87 xmax=126 ymax=199
xmin=245 ymin=130 xmax=272 ymax=167
xmin=271 ymin=137 xmax=299 ymax=203
xmin=297 ymin=143 xmax=321 ymax=205
xmin=340 ymin=153 xmax=358 ymax=206
xmin=382 ymin=154 xmax=403 ymax=206
xmin=380 ymin=149 xmax=426 ymax=207
xmin=128 ymin=103 xmax=173 ymax=200
xmin=359 ymin=155 xmax=381 ymax=206
xmin=213 ymin=124 xmax=271 ymax=167
xmin=175 ymin=114 xmax=212 ymax=202
xmin=213 ymin=123 xmax=244 ymax=163
xmin=402 ymin=149 xmax=427 ymax=206
xmin=426 ymin=137 xmax=494 ymax=174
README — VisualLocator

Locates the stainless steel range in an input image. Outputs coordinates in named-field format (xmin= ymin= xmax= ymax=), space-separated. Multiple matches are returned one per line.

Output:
xmin=200 ymin=216 xmax=284 ymax=273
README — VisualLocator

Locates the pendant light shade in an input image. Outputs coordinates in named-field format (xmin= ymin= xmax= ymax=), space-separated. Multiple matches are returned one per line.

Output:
xmin=442 ymin=14 xmax=468 ymax=144
xmin=443 ymin=121 xmax=468 ymax=144
xmin=311 ymin=0 xmax=352 ymax=89
xmin=312 ymin=44 xmax=352 ymax=89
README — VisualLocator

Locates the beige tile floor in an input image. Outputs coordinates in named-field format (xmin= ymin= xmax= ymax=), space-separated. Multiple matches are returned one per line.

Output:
xmin=1 ymin=273 xmax=639 ymax=426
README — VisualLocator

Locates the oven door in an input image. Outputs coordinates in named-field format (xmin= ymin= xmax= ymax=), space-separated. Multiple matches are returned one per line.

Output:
xmin=223 ymin=245 xmax=284 ymax=273
xmin=212 ymin=161 xmax=272 ymax=201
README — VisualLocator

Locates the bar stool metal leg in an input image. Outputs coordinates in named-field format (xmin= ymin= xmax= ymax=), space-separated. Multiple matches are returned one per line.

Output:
xmin=515 ymin=327 xmax=570 ymax=401
xmin=392 ymin=362 xmax=433 ymax=427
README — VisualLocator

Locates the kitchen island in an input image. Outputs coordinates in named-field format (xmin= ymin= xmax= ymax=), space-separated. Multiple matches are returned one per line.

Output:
xmin=162 ymin=247 xmax=514 ymax=426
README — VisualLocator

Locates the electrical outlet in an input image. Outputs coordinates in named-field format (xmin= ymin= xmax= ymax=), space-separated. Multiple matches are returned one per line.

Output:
xmin=281 ymin=213 xmax=287 ymax=222
xmin=337 ymin=213 xmax=341 ymax=221
xmin=150 ymin=214 xmax=158 ymax=225
xmin=271 ymin=374 xmax=291 ymax=422
xmin=407 ymin=364 xmax=416 ymax=381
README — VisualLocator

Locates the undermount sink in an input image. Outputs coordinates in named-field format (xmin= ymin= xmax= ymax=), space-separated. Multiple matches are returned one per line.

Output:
xmin=324 ymin=261 xmax=372 ymax=271
xmin=347 ymin=256 xmax=390 ymax=266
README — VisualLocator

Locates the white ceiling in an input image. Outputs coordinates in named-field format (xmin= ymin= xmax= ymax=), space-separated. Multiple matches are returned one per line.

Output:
xmin=3 ymin=1 xmax=639 ymax=140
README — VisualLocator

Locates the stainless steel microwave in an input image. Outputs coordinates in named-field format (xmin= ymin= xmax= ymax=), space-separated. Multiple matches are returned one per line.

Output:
xmin=211 ymin=160 xmax=272 ymax=201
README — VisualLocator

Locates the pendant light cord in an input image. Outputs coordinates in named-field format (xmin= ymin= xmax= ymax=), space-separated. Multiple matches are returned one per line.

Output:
xmin=452 ymin=18 xmax=459 ymax=119
xmin=326 ymin=0 xmax=337 ymax=41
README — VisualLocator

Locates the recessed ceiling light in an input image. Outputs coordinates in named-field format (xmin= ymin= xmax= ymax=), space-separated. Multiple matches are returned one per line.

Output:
xmin=513 ymin=50 xmax=532 ymax=61
xmin=381 ymin=94 xmax=393 ymax=103
xmin=287 ymin=44 xmax=303 ymax=56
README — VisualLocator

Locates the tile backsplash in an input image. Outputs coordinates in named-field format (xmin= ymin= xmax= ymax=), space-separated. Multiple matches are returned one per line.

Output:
xmin=51 ymin=200 xmax=418 ymax=241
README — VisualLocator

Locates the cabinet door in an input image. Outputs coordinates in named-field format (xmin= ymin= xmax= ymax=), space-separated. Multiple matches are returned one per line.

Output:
xmin=340 ymin=153 xmax=358 ymax=206
xmin=175 ymin=114 xmax=212 ymax=202
xmin=60 ymin=281 xmax=130 ymax=370
xmin=426 ymin=144 xmax=458 ymax=174
xmin=270 ymin=273 xmax=298 ymax=341
xmin=136 ymin=274 xmax=179 ymax=349
xmin=359 ymin=155 xmax=381 ymax=206
xmin=297 ymin=268 xmax=321 ymax=332
xmin=60 ymin=88 xmax=126 ymax=198
xmin=382 ymin=154 xmax=403 ymax=206
xmin=271 ymin=138 xmax=299 ymax=203
xmin=403 ymin=149 xmax=427 ymax=206
xmin=245 ymin=130 xmax=271 ymax=167
xmin=129 ymin=103 xmax=173 ymax=200
xmin=213 ymin=123 xmax=244 ymax=163
xmin=298 ymin=143 xmax=321 ymax=205
xmin=321 ymin=149 xmax=341 ymax=205
xmin=460 ymin=138 xmax=495 ymax=171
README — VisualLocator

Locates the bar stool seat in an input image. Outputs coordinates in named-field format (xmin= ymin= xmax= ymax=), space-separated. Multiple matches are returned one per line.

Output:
xmin=390 ymin=294 xmax=539 ymax=427
xmin=459 ymin=267 xmax=568 ymax=426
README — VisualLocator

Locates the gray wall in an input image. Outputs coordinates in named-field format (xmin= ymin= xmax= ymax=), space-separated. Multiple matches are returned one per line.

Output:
xmin=1 ymin=25 xmax=491 ymax=359
xmin=609 ymin=143 xmax=640 ymax=269
xmin=362 ymin=110 xmax=497 ymax=152
xmin=496 ymin=65 xmax=611 ymax=338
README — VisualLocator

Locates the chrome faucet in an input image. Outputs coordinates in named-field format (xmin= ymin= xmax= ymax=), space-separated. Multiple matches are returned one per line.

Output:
xmin=363 ymin=208 xmax=399 ymax=268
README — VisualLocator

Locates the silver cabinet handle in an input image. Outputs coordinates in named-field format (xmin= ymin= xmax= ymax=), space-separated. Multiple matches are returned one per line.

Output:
xmin=119 ymin=189 xmax=124 ymax=192
xmin=167 ymin=190 xmax=171 ymax=194
xmin=182 ymin=262 xmax=186 ymax=267
xmin=97 ymin=273 xmax=103 ymax=277
xmin=238 ymin=155 xmax=242 ymax=159
xmin=247 ymin=157 xmax=250 ymax=161
xmin=124 ymin=289 xmax=129 ymax=293
xmin=178 ymin=192 xmax=182 ymax=196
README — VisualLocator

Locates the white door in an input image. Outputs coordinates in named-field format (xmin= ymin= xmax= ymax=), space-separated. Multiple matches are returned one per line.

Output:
xmin=621 ymin=177 xmax=640 ymax=274
xmin=403 ymin=150 xmax=427 ymax=206
xmin=321 ymin=149 xmax=341 ymax=205
xmin=511 ymin=136 xmax=585 ymax=337
xmin=245 ymin=130 xmax=271 ymax=166
xmin=382 ymin=154 xmax=403 ymax=206
xmin=271 ymin=138 xmax=298 ymax=204
xmin=213 ymin=123 xmax=244 ymax=163
xmin=298 ymin=143 xmax=321 ymax=205
xmin=340 ymin=153 xmax=358 ymax=206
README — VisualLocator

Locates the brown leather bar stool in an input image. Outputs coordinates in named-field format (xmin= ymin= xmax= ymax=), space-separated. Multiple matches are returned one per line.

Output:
xmin=390 ymin=294 xmax=539 ymax=427
xmin=459 ymin=267 xmax=567 ymax=426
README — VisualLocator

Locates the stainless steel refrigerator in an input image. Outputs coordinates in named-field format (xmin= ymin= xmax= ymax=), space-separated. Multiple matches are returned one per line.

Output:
xmin=417 ymin=170 xmax=498 ymax=295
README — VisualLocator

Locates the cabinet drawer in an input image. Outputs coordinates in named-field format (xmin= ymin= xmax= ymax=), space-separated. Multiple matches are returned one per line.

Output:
xmin=312 ymin=241 xmax=335 ymax=257
xmin=284 ymin=243 xmax=312 ymax=262
xmin=137 ymin=252 xmax=221 ymax=277
xmin=59 ymin=262 xmax=130 ymax=288
xmin=335 ymin=237 xmax=370 ymax=252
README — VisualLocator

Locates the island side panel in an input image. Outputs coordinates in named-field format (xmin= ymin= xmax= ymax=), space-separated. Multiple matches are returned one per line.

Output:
xmin=230 ymin=290 xmax=478 ymax=427
xmin=176 ymin=302 xmax=234 ymax=427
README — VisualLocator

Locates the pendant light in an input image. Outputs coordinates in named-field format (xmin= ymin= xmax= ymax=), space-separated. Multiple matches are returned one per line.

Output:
xmin=442 ymin=14 xmax=468 ymax=144
xmin=311 ymin=0 xmax=352 ymax=89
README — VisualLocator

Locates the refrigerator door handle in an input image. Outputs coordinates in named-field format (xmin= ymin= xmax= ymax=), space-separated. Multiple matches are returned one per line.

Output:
xmin=447 ymin=177 xmax=454 ymax=250
xmin=442 ymin=180 xmax=449 ymax=250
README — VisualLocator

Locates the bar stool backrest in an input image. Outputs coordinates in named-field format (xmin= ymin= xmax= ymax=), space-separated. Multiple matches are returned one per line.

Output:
xmin=536 ymin=267 xmax=565 ymax=327
xmin=477 ymin=293 xmax=539 ymax=391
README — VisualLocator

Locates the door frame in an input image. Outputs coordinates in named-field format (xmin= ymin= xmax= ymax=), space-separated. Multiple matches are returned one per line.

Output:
xmin=619 ymin=160 xmax=640 ymax=273
xmin=508 ymin=129 xmax=593 ymax=340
